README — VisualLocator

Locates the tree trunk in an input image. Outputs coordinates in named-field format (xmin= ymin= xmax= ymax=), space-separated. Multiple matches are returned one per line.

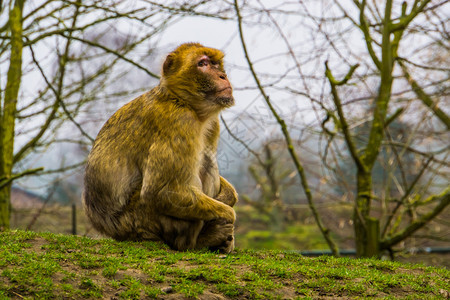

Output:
xmin=353 ymin=1 xmax=395 ymax=257
xmin=0 ymin=186 xmax=11 ymax=230
xmin=0 ymin=0 xmax=24 ymax=230
xmin=354 ymin=170 xmax=380 ymax=257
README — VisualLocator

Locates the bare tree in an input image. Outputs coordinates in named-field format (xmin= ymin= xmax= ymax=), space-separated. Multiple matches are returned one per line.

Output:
xmin=227 ymin=0 xmax=448 ymax=257
xmin=0 ymin=0 xmax=176 ymax=229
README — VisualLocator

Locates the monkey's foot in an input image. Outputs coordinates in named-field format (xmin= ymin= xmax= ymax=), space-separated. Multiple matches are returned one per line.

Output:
xmin=209 ymin=234 xmax=234 ymax=254
xmin=197 ymin=220 xmax=234 ymax=253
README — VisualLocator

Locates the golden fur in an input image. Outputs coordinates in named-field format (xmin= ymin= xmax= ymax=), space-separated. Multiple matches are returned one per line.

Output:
xmin=83 ymin=43 xmax=238 ymax=253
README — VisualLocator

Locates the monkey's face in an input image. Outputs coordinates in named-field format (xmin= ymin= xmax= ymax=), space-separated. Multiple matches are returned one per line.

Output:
xmin=162 ymin=43 xmax=235 ymax=116
xmin=194 ymin=54 xmax=235 ymax=108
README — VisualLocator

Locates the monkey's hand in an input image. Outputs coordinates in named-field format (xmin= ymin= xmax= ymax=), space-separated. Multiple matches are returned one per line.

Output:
xmin=215 ymin=176 xmax=238 ymax=207
xmin=197 ymin=219 xmax=235 ymax=254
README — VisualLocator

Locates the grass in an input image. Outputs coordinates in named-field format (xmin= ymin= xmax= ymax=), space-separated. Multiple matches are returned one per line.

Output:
xmin=0 ymin=230 xmax=448 ymax=299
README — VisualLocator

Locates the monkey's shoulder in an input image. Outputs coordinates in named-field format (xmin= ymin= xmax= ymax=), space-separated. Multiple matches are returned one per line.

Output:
xmin=92 ymin=88 xmax=205 ymax=152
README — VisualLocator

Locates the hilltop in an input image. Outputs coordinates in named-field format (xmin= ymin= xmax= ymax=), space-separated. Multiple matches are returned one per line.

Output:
xmin=0 ymin=230 xmax=448 ymax=299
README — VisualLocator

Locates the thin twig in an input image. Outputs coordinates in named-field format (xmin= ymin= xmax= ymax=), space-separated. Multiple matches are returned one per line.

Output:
xmin=234 ymin=0 xmax=339 ymax=256
xmin=0 ymin=168 xmax=44 ymax=189
xmin=220 ymin=115 xmax=264 ymax=166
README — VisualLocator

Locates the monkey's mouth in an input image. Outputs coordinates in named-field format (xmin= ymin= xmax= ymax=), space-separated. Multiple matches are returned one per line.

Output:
xmin=218 ymin=87 xmax=232 ymax=92
xmin=216 ymin=86 xmax=233 ymax=97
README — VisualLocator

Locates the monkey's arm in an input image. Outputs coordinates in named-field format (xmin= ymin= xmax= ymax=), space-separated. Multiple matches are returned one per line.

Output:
xmin=141 ymin=150 xmax=235 ymax=224
xmin=142 ymin=109 xmax=235 ymax=223
xmin=215 ymin=176 xmax=238 ymax=207
xmin=145 ymin=184 xmax=236 ymax=224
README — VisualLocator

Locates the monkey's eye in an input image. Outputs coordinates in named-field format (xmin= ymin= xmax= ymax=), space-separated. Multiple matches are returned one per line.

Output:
xmin=198 ymin=60 xmax=209 ymax=67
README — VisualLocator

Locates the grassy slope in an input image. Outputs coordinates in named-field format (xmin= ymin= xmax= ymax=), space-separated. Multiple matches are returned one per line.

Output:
xmin=0 ymin=230 xmax=448 ymax=299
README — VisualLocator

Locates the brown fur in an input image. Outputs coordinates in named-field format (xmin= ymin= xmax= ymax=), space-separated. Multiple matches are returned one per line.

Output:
xmin=83 ymin=43 xmax=238 ymax=253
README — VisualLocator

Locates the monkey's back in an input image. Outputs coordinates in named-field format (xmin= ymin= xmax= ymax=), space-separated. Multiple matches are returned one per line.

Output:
xmin=83 ymin=86 xmax=205 ymax=239
xmin=83 ymin=89 xmax=162 ymax=237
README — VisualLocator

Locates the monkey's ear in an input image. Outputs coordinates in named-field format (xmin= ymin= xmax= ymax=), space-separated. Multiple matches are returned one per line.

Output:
xmin=162 ymin=54 xmax=175 ymax=77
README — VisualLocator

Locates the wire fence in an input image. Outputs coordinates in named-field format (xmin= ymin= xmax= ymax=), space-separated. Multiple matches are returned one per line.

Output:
xmin=11 ymin=204 xmax=97 ymax=237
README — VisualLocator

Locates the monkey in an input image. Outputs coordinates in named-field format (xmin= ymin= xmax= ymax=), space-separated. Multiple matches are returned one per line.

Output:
xmin=83 ymin=43 xmax=238 ymax=253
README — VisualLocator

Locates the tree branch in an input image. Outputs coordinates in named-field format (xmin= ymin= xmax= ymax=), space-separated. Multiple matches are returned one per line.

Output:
xmin=14 ymin=44 xmax=61 ymax=164
xmin=399 ymin=60 xmax=450 ymax=129
xmin=391 ymin=0 xmax=432 ymax=32
xmin=325 ymin=62 xmax=365 ymax=173
xmin=357 ymin=0 xmax=381 ymax=70
xmin=381 ymin=155 xmax=433 ymax=238
xmin=234 ymin=0 xmax=339 ymax=256
xmin=381 ymin=187 xmax=450 ymax=249
xmin=0 ymin=167 xmax=44 ymax=189
xmin=59 ymin=34 xmax=160 ymax=79
xmin=220 ymin=115 xmax=264 ymax=166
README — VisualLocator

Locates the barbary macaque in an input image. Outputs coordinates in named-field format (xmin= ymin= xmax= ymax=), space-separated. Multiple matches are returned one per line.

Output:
xmin=83 ymin=43 xmax=238 ymax=253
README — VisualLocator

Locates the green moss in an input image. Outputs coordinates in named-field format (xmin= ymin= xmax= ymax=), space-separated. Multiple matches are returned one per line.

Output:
xmin=174 ymin=280 xmax=206 ymax=298
xmin=118 ymin=276 xmax=143 ymax=299
xmin=0 ymin=230 xmax=448 ymax=299
xmin=144 ymin=286 xmax=163 ymax=298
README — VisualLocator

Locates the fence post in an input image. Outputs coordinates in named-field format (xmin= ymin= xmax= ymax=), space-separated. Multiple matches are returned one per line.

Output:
xmin=72 ymin=203 xmax=77 ymax=235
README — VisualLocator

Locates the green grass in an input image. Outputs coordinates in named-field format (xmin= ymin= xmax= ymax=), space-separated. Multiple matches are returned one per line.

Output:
xmin=0 ymin=230 xmax=448 ymax=299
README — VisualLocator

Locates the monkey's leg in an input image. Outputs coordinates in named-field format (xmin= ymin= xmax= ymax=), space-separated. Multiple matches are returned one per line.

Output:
xmin=158 ymin=215 xmax=205 ymax=251
xmin=158 ymin=216 xmax=234 ymax=253
xmin=214 ymin=176 xmax=238 ymax=207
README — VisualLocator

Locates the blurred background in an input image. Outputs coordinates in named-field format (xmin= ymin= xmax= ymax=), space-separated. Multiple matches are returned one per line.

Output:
xmin=1 ymin=0 xmax=449 ymax=267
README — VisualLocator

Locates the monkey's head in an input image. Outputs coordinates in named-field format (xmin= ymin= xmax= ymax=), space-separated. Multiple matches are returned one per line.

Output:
xmin=161 ymin=43 xmax=235 ymax=118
